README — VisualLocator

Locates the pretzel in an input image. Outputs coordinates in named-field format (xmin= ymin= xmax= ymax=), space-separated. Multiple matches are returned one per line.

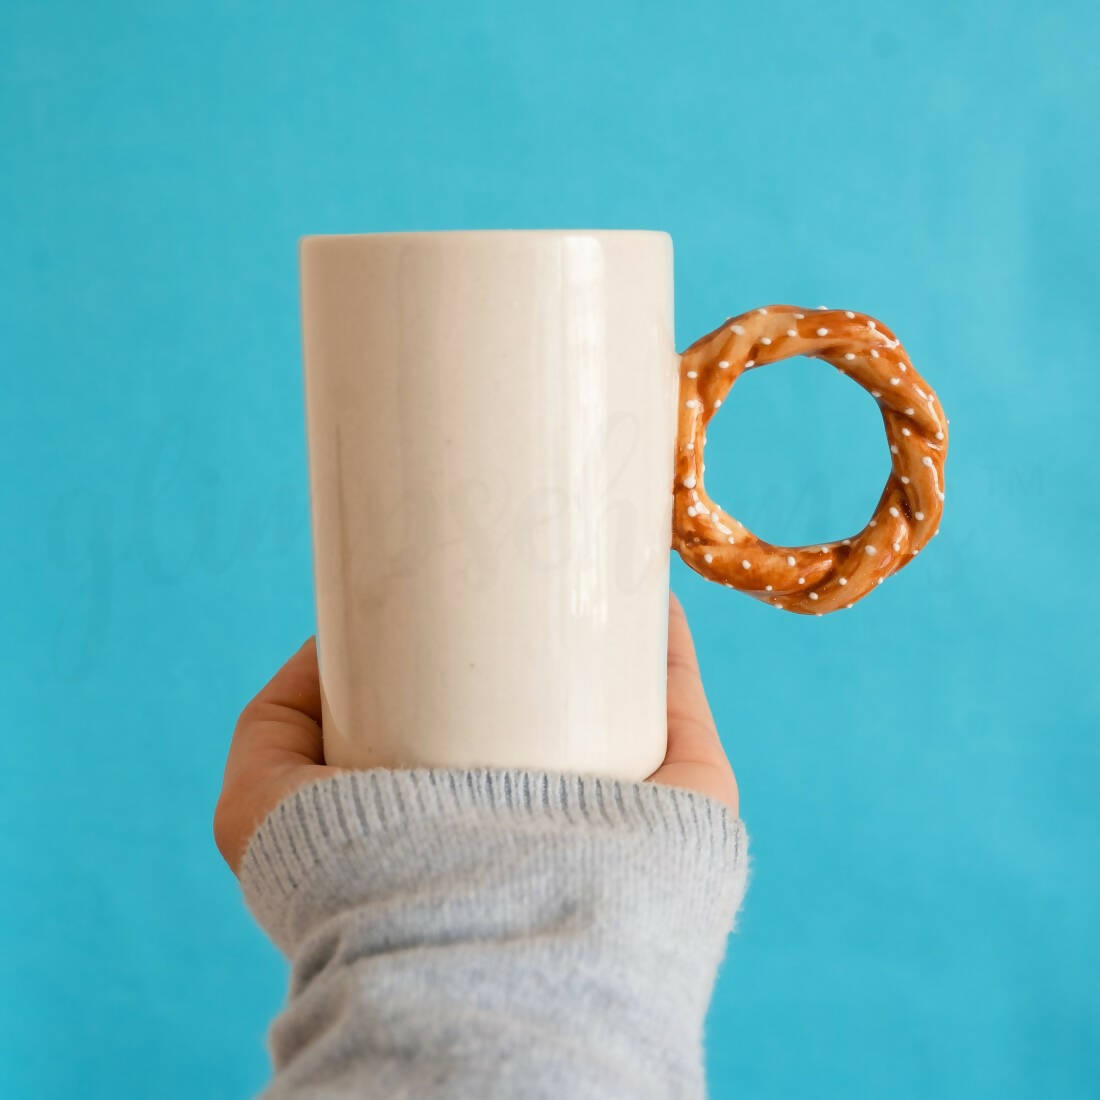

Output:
xmin=672 ymin=305 xmax=947 ymax=615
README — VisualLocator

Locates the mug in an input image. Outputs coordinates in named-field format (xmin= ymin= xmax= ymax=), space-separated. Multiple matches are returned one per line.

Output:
xmin=298 ymin=230 xmax=947 ymax=781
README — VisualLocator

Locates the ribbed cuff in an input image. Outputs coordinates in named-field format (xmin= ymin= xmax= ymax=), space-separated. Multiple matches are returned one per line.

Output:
xmin=240 ymin=767 xmax=749 ymax=956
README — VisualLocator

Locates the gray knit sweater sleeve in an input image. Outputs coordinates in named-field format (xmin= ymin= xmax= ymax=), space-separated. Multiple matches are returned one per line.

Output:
xmin=239 ymin=768 xmax=751 ymax=1099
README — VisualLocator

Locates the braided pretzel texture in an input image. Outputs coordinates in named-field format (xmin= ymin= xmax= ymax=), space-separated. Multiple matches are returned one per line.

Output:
xmin=673 ymin=305 xmax=947 ymax=615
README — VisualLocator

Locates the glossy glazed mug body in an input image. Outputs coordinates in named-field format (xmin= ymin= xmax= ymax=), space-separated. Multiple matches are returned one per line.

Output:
xmin=300 ymin=231 xmax=679 ymax=780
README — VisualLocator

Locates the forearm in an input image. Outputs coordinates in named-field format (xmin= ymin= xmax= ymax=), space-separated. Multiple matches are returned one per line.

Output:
xmin=240 ymin=768 xmax=750 ymax=1099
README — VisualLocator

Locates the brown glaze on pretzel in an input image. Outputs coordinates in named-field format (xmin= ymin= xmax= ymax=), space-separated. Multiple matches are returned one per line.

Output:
xmin=672 ymin=305 xmax=947 ymax=615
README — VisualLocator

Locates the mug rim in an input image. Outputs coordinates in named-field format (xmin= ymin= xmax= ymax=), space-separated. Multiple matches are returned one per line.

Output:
xmin=299 ymin=228 xmax=672 ymax=246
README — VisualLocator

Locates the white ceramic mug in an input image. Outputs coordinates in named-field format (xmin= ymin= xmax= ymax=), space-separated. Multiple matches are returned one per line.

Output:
xmin=299 ymin=230 xmax=946 ymax=780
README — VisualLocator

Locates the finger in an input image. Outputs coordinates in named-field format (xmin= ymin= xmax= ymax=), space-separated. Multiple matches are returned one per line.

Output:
xmin=226 ymin=637 xmax=325 ymax=771
xmin=665 ymin=591 xmax=726 ymax=768
xmin=251 ymin=635 xmax=323 ymax=722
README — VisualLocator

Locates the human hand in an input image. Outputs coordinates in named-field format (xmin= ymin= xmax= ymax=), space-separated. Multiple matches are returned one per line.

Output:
xmin=214 ymin=592 xmax=738 ymax=875
xmin=213 ymin=636 xmax=336 ymax=876
xmin=649 ymin=591 xmax=739 ymax=814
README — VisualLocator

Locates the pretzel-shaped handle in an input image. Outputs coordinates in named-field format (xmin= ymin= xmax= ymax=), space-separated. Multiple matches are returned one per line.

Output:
xmin=673 ymin=305 xmax=947 ymax=615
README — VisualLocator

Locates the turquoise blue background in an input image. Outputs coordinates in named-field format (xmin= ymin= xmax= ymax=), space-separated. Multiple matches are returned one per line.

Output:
xmin=3 ymin=1 xmax=1097 ymax=1096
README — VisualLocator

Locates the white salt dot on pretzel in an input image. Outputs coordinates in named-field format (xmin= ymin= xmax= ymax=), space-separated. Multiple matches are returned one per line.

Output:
xmin=902 ymin=427 xmax=911 ymax=436
xmin=787 ymin=328 xmax=797 ymax=337
xmin=798 ymin=577 xmax=806 ymax=585
xmin=890 ymin=444 xmax=899 ymax=454
xmin=686 ymin=505 xmax=696 ymax=516
xmin=915 ymin=511 xmax=925 ymax=520
xmin=838 ymin=577 xmax=848 ymax=586
xmin=682 ymin=474 xmax=697 ymax=489
xmin=816 ymin=305 xmax=828 ymax=310
xmin=870 ymin=349 xmax=879 ymax=358
xmin=725 ymin=582 xmax=734 ymax=588
xmin=765 ymin=584 xmax=773 ymax=591
xmin=934 ymin=528 xmax=940 ymax=536
xmin=760 ymin=336 xmax=772 ymax=345
xmin=868 ymin=519 xmax=877 ymax=527
xmin=744 ymin=360 xmax=754 ymax=368
xmin=717 ymin=522 xmax=732 ymax=534
xmin=891 ymin=378 xmax=900 ymax=386
xmin=704 ymin=553 xmax=713 ymax=564
xmin=730 ymin=324 xmax=744 ymax=334
xmin=872 ymin=390 xmax=882 ymax=398
xmin=820 ymin=546 xmax=829 ymax=553
xmin=786 ymin=555 xmax=796 ymax=565
xmin=816 ymin=327 xmax=829 ymax=336
xmin=893 ymin=540 xmax=901 ymax=551
xmin=865 ymin=545 xmax=877 ymax=555
xmin=686 ymin=399 xmax=701 ymax=409
xmin=937 ymin=489 xmax=945 ymax=500
xmin=713 ymin=400 xmax=722 ymax=409
xmin=936 ymin=431 xmax=944 ymax=440
xmin=794 ymin=312 xmax=805 ymax=319
xmin=727 ymin=536 xmax=736 ymax=543
xmin=809 ymin=592 xmax=819 ymax=600
xmin=686 ymin=370 xmax=698 ymax=378
xmin=842 ymin=538 xmax=851 ymax=546
xmin=921 ymin=456 xmax=934 ymax=467
xmin=889 ymin=506 xmax=899 ymax=517
xmin=742 ymin=559 xmax=750 ymax=569
xmin=844 ymin=352 xmax=856 ymax=360
xmin=757 ymin=308 xmax=768 ymax=315
xmin=901 ymin=476 xmax=910 ymax=484
xmin=877 ymin=577 xmax=884 ymax=584
xmin=816 ymin=612 xmax=823 ymax=617
xmin=845 ymin=311 xmax=855 ymax=319
xmin=868 ymin=321 xmax=876 ymax=330
xmin=905 ymin=407 xmax=915 ymax=415
xmin=899 ymin=363 xmax=907 ymax=372
xmin=717 ymin=361 xmax=729 ymax=369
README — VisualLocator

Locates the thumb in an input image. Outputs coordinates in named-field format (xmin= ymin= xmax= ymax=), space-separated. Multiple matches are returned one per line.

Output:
xmin=665 ymin=591 xmax=726 ymax=770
